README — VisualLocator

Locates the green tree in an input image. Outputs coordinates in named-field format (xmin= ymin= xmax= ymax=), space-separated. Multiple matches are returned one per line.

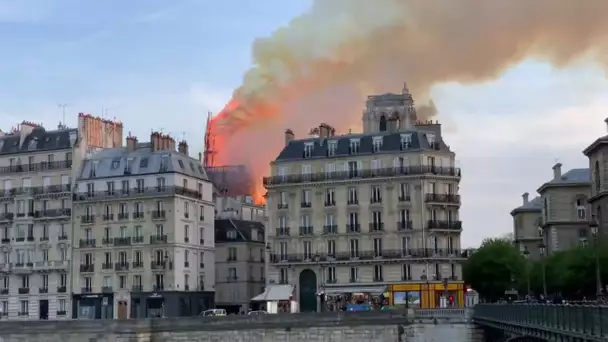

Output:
xmin=463 ymin=238 xmax=526 ymax=301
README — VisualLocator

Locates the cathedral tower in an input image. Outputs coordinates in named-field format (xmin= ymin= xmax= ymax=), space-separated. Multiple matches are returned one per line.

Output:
xmin=362 ymin=83 xmax=418 ymax=133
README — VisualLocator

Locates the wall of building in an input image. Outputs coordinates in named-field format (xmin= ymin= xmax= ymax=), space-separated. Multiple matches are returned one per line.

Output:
xmin=215 ymin=243 xmax=265 ymax=308
xmin=541 ymin=185 xmax=590 ymax=254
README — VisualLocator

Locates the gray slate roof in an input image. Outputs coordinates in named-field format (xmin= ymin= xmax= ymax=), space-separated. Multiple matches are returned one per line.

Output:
xmin=0 ymin=127 xmax=77 ymax=155
xmin=548 ymin=168 xmax=590 ymax=184
xmin=511 ymin=196 xmax=542 ymax=215
xmin=215 ymin=219 xmax=265 ymax=243
xmin=275 ymin=129 xmax=450 ymax=161
xmin=78 ymin=143 xmax=208 ymax=181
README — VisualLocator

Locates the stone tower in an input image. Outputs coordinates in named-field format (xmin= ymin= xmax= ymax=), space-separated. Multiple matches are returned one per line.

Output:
xmin=362 ymin=83 xmax=418 ymax=133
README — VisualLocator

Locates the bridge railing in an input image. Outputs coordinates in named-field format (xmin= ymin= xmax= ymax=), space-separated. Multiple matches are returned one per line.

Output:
xmin=473 ymin=304 xmax=608 ymax=339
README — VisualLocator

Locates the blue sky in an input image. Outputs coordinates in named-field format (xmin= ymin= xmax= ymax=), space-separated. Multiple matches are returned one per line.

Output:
xmin=1 ymin=0 xmax=607 ymax=247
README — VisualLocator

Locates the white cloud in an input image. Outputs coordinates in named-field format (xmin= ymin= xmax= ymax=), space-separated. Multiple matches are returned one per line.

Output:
xmin=188 ymin=83 xmax=232 ymax=114
xmin=0 ymin=0 xmax=53 ymax=23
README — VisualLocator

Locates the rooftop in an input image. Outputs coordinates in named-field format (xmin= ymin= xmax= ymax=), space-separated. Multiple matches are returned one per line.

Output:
xmin=215 ymin=219 xmax=264 ymax=243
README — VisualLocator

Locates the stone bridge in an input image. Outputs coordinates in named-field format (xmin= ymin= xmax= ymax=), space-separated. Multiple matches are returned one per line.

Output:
xmin=472 ymin=304 xmax=608 ymax=342
xmin=0 ymin=309 xmax=478 ymax=342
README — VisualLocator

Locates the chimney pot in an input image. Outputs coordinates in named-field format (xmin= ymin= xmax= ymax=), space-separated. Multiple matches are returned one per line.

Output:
xmin=552 ymin=162 xmax=562 ymax=180
xmin=285 ymin=129 xmax=295 ymax=146
xmin=522 ymin=192 xmax=529 ymax=205
xmin=178 ymin=140 xmax=189 ymax=155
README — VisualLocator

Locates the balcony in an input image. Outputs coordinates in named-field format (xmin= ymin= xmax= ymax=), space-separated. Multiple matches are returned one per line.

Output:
xmin=323 ymin=225 xmax=337 ymax=234
xmin=264 ymin=166 xmax=461 ymax=187
xmin=39 ymin=287 xmax=48 ymax=294
xmin=346 ymin=224 xmax=360 ymax=233
xmin=34 ymin=208 xmax=71 ymax=219
xmin=0 ymin=213 xmax=14 ymax=221
xmin=102 ymin=286 xmax=113 ymax=293
xmin=132 ymin=261 xmax=144 ymax=269
xmin=300 ymin=202 xmax=312 ymax=208
xmin=275 ymin=227 xmax=290 ymax=237
xmin=398 ymin=195 xmax=411 ymax=202
xmin=18 ymin=287 xmax=29 ymax=294
xmin=324 ymin=200 xmax=335 ymax=207
xmin=277 ymin=203 xmax=288 ymax=210
xmin=103 ymin=214 xmax=114 ymax=221
xmin=150 ymin=261 xmax=172 ymax=270
xmin=425 ymin=193 xmax=461 ymax=205
xmin=26 ymin=236 xmax=34 ymax=242
xmin=74 ymin=186 xmax=202 ymax=202
xmin=368 ymin=222 xmax=384 ymax=232
xmin=299 ymin=226 xmax=313 ymax=236
xmin=370 ymin=197 xmax=382 ymax=204
xmin=133 ymin=212 xmax=144 ymax=219
xmin=81 ymin=287 xmax=92 ymax=294
xmin=0 ymin=160 xmax=72 ymax=175
xmin=132 ymin=285 xmax=143 ymax=292
xmin=15 ymin=237 xmax=25 ymax=242
xmin=152 ymin=210 xmax=166 ymax=219
xmin=39 ymin=236 xmax=49 ymax=241
xmin=114 ymin=237 xmax=131 ymax=246
xmin=80 ymin=264 xmax=95 ymax=273
xmin=133 ymin=236 xmax=144 ymax=243
xmin=102 ymin=262 xmax=113 ymax=270
xmin=81 ymin=216 xmax=95 ymax=224
xmin=32 ymin=184 xmax=72 ymax=196
xmin=79 ymin=239 xmax=96 ymax=248
xmin=34 ymin=260 xmax=69 ymax=272
xmin=347 ymin=198 xmax=359 ymax=205
xmin=427 ymin=220 xmax=462 ymax=231
xmin=150 ymin=235 xmax=167 ymax=244
xmin=115 ymin=262 xmax=129 ymax=271
xmin=0 ymin=238 xmax=8 ymax=244
xmin=153 ymin=284 xmax=164 ymax=291
xmin=118 ymin=213 xmax=129 ymax=220
xmin=0 ymin=288 xmax=8 ymax=294
xmin=57 ymin=286 xmax=66 ymax=293
xmin=102 ymin=238 xmax=114 ymax=245
xmin=270 ymin=248 xmax=468 ymax=263
xmin=398 ymin=221 xmax=413 ymax=231
xmin=58 ymin=234 xmax=68 ymax=241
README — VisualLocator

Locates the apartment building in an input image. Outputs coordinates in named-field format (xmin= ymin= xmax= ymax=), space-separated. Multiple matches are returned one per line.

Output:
xmin=214 ymin=218 xmax=265 ymax=313
xmin=0 ymin=121 xmax=79 ymax=320
xmin=538 ymin=163 xmax=591 ymax=255
xmin=511 ymin=193 xmax=543 ymax=259
xmin=264 ymin=86 xmax=466 ymax=311
xmin=584 ymin=119 xmax=608 ymax=237
xmin=71 ymin=133 xmax=215 ymax=319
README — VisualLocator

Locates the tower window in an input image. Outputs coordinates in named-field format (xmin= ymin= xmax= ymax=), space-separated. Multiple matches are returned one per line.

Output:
xmin=379 ymin=115 xmax=387 ymax=132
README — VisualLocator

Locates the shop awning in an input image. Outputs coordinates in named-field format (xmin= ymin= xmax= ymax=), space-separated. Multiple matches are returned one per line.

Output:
xmin=323 ymin=285 xmax=387 ymax=296
xmin=251 ymin=284 xmax=293 ymax=301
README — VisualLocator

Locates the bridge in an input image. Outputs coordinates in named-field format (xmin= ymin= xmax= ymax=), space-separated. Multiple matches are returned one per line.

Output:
xmin=472 ymin=303 xmax=608 ymax=341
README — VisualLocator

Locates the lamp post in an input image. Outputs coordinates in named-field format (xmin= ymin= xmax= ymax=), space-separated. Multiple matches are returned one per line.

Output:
xmin=313 ymin=254 xmax=325 ymax=312
xmin=522 ymin=249 xmax=531 ymax=298
xmin=589 ymin=215 xmax=603 ymax=298
xmin=538 ymin=241 xmax=547 ymax=298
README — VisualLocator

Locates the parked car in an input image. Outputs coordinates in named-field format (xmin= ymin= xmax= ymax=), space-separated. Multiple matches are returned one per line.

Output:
xmin=199 ymin=309 xmax=227 ymax=316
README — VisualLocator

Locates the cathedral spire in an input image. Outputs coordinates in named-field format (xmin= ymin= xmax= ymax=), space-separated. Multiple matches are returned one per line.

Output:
xmin=402 ymin=82 xmax=410 ymax=95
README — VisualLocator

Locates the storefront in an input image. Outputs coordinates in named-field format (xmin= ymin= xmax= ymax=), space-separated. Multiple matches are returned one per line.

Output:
xmin=388 ymin=282 xmax=465 ymax=308
xmin=323 ymin=285 xmax=387 ymax=311
xmin=72 ymin=293 xmax=114 ymax=319
xmin=130 ymin=290 xmax=214 ymax=318
xmin=251 ymin=284 xmax=297 ymax=313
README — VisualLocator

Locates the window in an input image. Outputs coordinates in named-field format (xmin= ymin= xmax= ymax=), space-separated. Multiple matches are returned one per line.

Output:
xmin=301 ymin=189 xmax=311 ymax=204
xmin=401 ymin=236 xmax=411 ymax=254
xmin=228 ymin=247 xmax=237 ymax=261
xmin=327 ymin=141 xmax=337 ymax=156
xmin=349 ymin=239 xmax=359 ymax=258
xmin=348 ymin=187 xmax=358 ymax=204
xmin=133 ymin=275 xmax=142 ymax=287
xmin=327 ymin=267 xmax=336 ymax=283
xmin=42 ymin=275 xmax=48 ymax=288
xmin=155 ymin=224 xmax=164 ymax=236
xmin=157 ymin=177 xmax=166 ymax=188
xmin=373 ymin=238 xmax=382 ymax=257
xmin=60 ymin=274 xmax=67 ymax=287
xmin=20 ymin=300 xmax=28 ymax=314
xmin=58 ymin=299 xmax=66 ymax=312
xmin=121 ymin=180 xmax=129 ymax=194
xmin=42 ymin=249 xmax=48 ymax=261
xmin=371 ymin=185 xmax=382 ymax=203
xmin=279 ymin=268 xmax=288 ymax=284
xmin=349 ymin=267 xmax=358 ymax=282
xmin=21 ymin=275 xmax=29 ymax=288
xmin=576 ymin=198 xmax=587 ymax=220
xmin=184 ymin=225 xmax=189 ymax=242
xmin=226 ymin=229 xmax=236 ymax=239
xmin=184 ymin=202 xmax=189 ymax=218
xmin=199 ymin=205 xmax=204 ymax=220
xmin=302 ymin=241 xmax=312 ymax=259
xmin=402 ymin=264 xmax=412 ymax=280
xmin=228 ymin=268 xmax=237 ymax=280
xmin=373 ymin=265 xmax=383 ymax=281
xmin=139 ymin=158 xmax=148 ymax=168
xmin=303 ymin=143 xmax=313 ymax=158
xmin=325 ymin=188 xmax=335 ymax=205
xmin=327 ymin=240 xmax=336 ymax=256
xmin=135 ymin=251 xmax=142 ymax=263
xmin=279 ymin=242 xmax=288 ymax=259
xmin=119 ymin=203 xmax=127 ymax=215
xmin=184 ymin=250 xmax=189 ymax=266
xmin=184 ymin=274 xmax=190 ymax=289
xmin=400 ymin=134 xmax=412 ymax=150
xmin=136 ymin=179 xmax=144 ymax=192
xmin=86 ymin=183 xmax=94 ymax=195
xmin=399 ymin=183 xmax=410 ymax=200
xmin=349 ymin=139 xmax=360 ymax=154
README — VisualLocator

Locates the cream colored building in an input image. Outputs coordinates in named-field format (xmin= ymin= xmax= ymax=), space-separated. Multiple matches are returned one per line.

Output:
xmin=511 ymin=193 xmax=543 ymax=259
xmin=263 ymin=87 xmax=466 ymax=311
xmin=583 ymin=119 xmax=608 ymax=238
xmin=0 ymin=121 xmax=81 ymax=320
xmin=537 ymin=163 xmax=591 ymax=255
xmin=71 ymin=133 xmax=216 ymax=319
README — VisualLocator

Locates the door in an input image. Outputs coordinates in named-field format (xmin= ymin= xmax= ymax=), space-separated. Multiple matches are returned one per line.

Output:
xmin=299 ymin=269 xmax=318 ymax=312
xmin=117 ymin=301 xmax=128 ymax=320
xmin=39 ymin=300 xmax=48 ymax=320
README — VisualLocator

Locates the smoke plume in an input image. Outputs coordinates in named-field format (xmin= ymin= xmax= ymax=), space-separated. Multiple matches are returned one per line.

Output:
xmin=209 ymin=0 xmax=608 ymax=201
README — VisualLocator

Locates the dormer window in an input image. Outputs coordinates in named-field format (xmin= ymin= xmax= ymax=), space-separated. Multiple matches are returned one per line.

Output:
xmin=227 ymin=230 xmax=237 ymax=239
xmin=28 ymin=139 xmax=37 ymax=150
xmin=91 ymin=161 xmax=98 ymax=177
xmin=327 ymin=141 xmax=337 ymax=157
xmin=349 ymin=139 xmax=360 ymax=155
xmin=303 ymin=143 xmax=314 ymax=158
xmin=125 ymin=159 xmax=133 ymax=175
xmin=400 ymin=134 xmax=412 ymax=150
xmin=426 ymin=133 xmax=437 ymax=149
xmin=372 ymin=137 xmax=383 ymax=153
xmin=160 ymin=156 xmax=169 ymax=172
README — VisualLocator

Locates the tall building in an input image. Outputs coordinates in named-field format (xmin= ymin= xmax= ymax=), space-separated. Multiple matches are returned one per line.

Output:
xmin=537 ymin=163 xmax=590 ymax=255
xmin=583 ymin=119 xmax=608 ymax=237
xmin=0 ymin=121 xmax=79 ymax=320
xmin=263 ymin=86 xmax=466 ymax=311
xmin=511 ymin=193 xmax=543 ymax=259
xmin=71 ymin=132 xmax=215 ymax=319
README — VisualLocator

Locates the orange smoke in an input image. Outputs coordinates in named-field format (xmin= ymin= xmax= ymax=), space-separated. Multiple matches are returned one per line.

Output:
xmin=209 ymin=0 xmax=608 ymax=201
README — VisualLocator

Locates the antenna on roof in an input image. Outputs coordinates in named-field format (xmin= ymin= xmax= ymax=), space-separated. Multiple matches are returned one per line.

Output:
xmin=57 ymin=104 xmax=70 ymax=127
xmin=182 ymin=131 xmax=186 ymax=141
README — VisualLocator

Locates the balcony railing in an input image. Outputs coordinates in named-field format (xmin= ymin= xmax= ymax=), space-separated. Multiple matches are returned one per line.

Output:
xmin=276 ymin=227 xmax=290 ymax=236
xmin=299 ymin=226 xmax=313 ymax=236
xmin=150 ymin=235 xmax=167 ymax=244
xmin=264 ymin=166 xmax=461 ymax=187
xmin=80 ymin=264 xmax=95 ymax=273
xmin=150 ymin=261 xmax=172 ymax=270
xmin=103 ymin=214 xmax=114 ymax=221
xmin=74 ymin=186 xmax=202 ymax=201
xmin=114 ymin=237 xmax=131 ymax=246
xmin=18 ymin=287 xmax=29 ymax=294
xmin=425 ymin=193 xmax=461 ymax=204
xmin=398 ymin=221 xmax=413 ymax=231
xmin=81 ymin=287 xmax=92 ymax=293
xmin=346 ymin=224 xmax=360 ymax=233
xmin=301 ymin=202 xmax=312 ymax=208
xmin=133 ymin=236 xmax=144 ymax=243
xmin=79 ymin=239 xmax=96 ymax=248
xmin=102 ymin=263 xmax=112 ymax=270
xmin=32 ymin=184 xmax=72 ymax=195
xmin=398 ymin=195 xmax=411 ymax=202
xmin=368 ymin=222 xmax=384 ymax=232
xmin=0 ymin=213 xmax=13 ymax=221
xmin=152 ymin=210 xmax=166 ymax=219
xmin=132 ymin=261 xmax=144 ymax=269
xmin=270 ymin=248 xmax=468 ymax=263
xmin=115 ymin=262 xmax=129 ymax=271
xmin=34 ymin=208 xmax=71 ymax=219
xmin=118 ymin=213 xmax=129 ymax=220
xmin=323 ymin=225 xmax=338 ymax=234
xmin=81 ymin=216 xmax=95 ymax=224
xmin=133 ymin=212 xmax=144 ymax=219
xmin=132 ymin=285 xmax=143 ymax=292
xmin=427 ymin=220 xmax=462 ymax=231
xmin=0 ymin=160 xmax=72 ymax=175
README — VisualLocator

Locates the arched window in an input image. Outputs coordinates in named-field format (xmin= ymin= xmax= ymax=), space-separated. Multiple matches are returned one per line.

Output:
xmin=595 ymin=161 xmax=601 ymax=192
xmin=379 ymin=115 xmax=387 ymax=132
xmin=543 ymin=197 xmax=548 ymax=222
xmin=575 ymin=196 xmax=587 ymax=220
xmin=391 ymin=112 xmax=401 ymax=130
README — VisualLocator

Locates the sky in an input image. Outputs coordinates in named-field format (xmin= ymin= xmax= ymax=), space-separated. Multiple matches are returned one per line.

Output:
xmin=1 ymin=0 xmax=607 ymax=247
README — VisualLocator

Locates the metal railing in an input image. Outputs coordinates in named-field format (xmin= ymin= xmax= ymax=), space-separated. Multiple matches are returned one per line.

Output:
xmin=473 ymin=304 xmax=608 ymax=339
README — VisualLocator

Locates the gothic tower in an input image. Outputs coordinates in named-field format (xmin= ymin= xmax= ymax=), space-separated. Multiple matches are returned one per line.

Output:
xmin=362 ymin=83 xmax=418 ymax=133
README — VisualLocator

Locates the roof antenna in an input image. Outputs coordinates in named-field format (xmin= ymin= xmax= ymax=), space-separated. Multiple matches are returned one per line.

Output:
xmin=57 ymin=104 xmax=70 ymax=127
xmin=182 ymin=131 xmax=186 ymax=141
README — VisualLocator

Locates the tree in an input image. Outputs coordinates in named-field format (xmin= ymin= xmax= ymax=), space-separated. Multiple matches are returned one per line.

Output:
xmin=463 ymin=238 xmax=526 ymax=301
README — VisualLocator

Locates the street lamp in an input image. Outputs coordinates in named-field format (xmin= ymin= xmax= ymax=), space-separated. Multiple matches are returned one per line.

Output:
xmin=589 ymin=215 xmax=603 ymax=298
xmin=538 ymin=241 xmax=547 ymax=298
xmin=522 ymin=249 xmax=531 ymax=298
xmin=313 ymin=254 xmax=325 ymax=312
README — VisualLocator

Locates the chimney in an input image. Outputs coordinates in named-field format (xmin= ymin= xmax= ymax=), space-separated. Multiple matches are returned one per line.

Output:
xmin=126 ymin=134 xmax=138 ymax=152
xmin=178 ymin=140 xmax=189 ymax=155
xmin=198 ymin=152 xmax=202 ymax=162
xmin=522 ymin=192 xmax=529 ymax=205
xmin=151 ymin=132 xmax=161 ymax=152
xmin=166 ymin=136 xmax=176 ymax=151
xmin=318 ymin=123 xmax=335 ymax=139
xmin=604 ymin=118 xmax=608 ymax=133
xmin=552 ymin=163 xmax=562 ymax=180
xmin=285 ymin=129 xmax=295 ymax=146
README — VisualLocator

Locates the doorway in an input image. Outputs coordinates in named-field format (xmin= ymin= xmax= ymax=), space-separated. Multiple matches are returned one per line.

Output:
xmin=117 ymin=301 xmax=128 ymax=319
xmin=39 ymin=300 xmax=48 ymax=320
xmin=299 ymin=269 xmax=318 ymax=312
